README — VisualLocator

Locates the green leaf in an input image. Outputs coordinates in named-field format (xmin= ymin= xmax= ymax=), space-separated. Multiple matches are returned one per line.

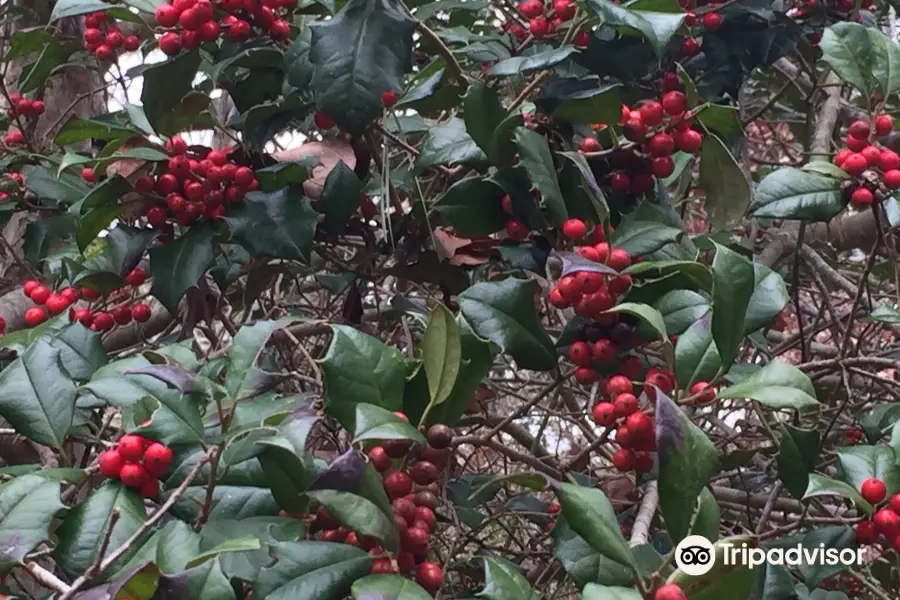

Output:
xmin=256 ymin=159 xmax=316 ymax=193
xmin=777 ymin=424 xmax=821 ymax=499
xmin=458 ymin=278 xmax=556 ymax=371
xmin=558 ymin=152 xmax=610 ymax=222
xmin=478 ymin=556 xmax=541 ymax=600
xmin=699 ymin=134 xmax=751 ymax=231
xmin=581 ymin=584 xmax=643 ymax=600
xmin=322 ymin=325 xmax=408 ymax=426
xmin=656 ymin=290 xmax=710 ymax=334
xmin=540 ymin=81 xmax=623 ymax=126
xmin=515 ymin=127 xmax=567 ymax=226
xmin=717 ymin=360 xmax=819 ymax=409
xmin=155 ymin=520 xmax=202 ymax=573
xmin=19 ymin=40 xmax=73 ymax=94
xmin=836 ymin=445 xmax=900 ymax=496
xmin=552 ymin=519 xmax=635 ymax=587
xmin=308 ymin=490 xmax=399 ymax=551
xmin=656 ymin=392 xmax=719 ymax=544
xmin=820 ymin=22 xmax=900 ymax=97
xmin=54 ymin=482 xmax=148 ymax=575
xmin=584 ymin=0 xmax=685 ymax=58
xmin=555 ymin=483 xmax=636 ymax=569
xmin=464 ymin=82 xmax=507 ymax=157
xmin=0 ymin=475 xmax=65 ymax=571
xmin=711 ymin=242 xmax=755 ymax=368
xmin=487 ymin=47 xmax=576 ymax=76
xmin=422 ymin=303 xmax=461 ymax=407
xmin=605 ymin=302 xmax=668 ymax=344
xmin=415 ymin=118 xmax=487 ymax=170
xmin=691 ymin=487 xmax=721 ymax=542
xmin=158 ymin=560 xmax=234 ymax=600
xmin=25 ymin=165 xmax=91 ymax=204
xmin=674 ymin=315 xmax=720 ymax=388
xmin=23 ymin=214 xmax=77 ymax=265
xmin=309 ymin=0 xmax=413 ymax=135
xmin=149 ymin=222 xmax=217 ymax=312
xmin=186 ymin=535 xmax=262 ymax=569
xmin=225 ymin=317 xmax=297 ymax=401
xmin=744 ymin=264 xmax=790 ymax=334
xmin=871 ymin=303 xmax=900 ymax=323
xmin=610 ymin=220 xmax=682 ymax=257
xmin=749 ymin=168 xmax=845 ymax=221
xmin=352 ymin=574 xmax=433 ymax=600
xmin=804 ymin=474 xmax=873 ymax=515
xmin=353 ymin=403 xmax=426 ymax=443
xmin=253 ymin=541 xmax=371 ymax=600
xmin=321 ymin=162 xmax=363 ymax=233
xmin=224 ymin=188 xmax=318 ymax=263
xmin=199 ymin=517 xmax=306 ymax=583
xmin=50 ymin=0 xmax=109 ymax=21
xmin=434 ymin=176 xmax=507 ymax=236
xmin=140 ymin=50 xmax=201 ymax=134
xmin=8 ymin=29 xmax=56 ymax=59
xmin=47 ymin=323 xmax=108 ymax=380
xmin=285 ymin=28 xmax=314 ymax=89
xmin=0 ymin=339 xmax=77 ymax=449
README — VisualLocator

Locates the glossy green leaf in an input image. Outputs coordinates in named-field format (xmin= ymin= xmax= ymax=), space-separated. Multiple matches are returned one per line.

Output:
xmin=699 ymin=133 xmax=751 ymax=231
xmin=225 ymin=317 xmax=297 ymax=401
xmin=655 ymin=290 xmax=710 ymax=334
xmin=478 ymin=556 xmax=541 ymax=600
xmin=551 ymin=519 xmax=635 ymax=587
xmin=836 ymin=445 xmax=900 ymax=496
xmin=744 ymin=264 xmax=790 ymax=333
xmin=48 ymin=323 xmax=108 ymax=381
xmin=804 ymin=474 xmax=873 ymax=515
xmin=777 ymin=424 xmax=821 ymax=499
xmin=149 ymin=222 xmax=217 ymax=312
xmin=581 ymin=584 xmax=643 ymax=600
xmin=610 ymin=220 xmax=683 ymax=257
xmin=716 ymin=360 xmax=818 ymax=409
xmin=321 ymin=161 xmax=363 ymax=233
xmin=584 ymin=0 xmax=685 ymax=58
xmin=308 ymin=490 xmax=399 ymax=551
xmin=711 ymin=242 xmax=755 ymax=368
xmin=225 ymin=188 xmax=318 ymax=263
xmin=422 ymin=303 xmax=461 ymax=407
xmin=50 ymin=0 xmax=109 ymax=21
xmin=605 ymin=302 xmax=668 ymax=344
xmin=458 ymin=278 xmax=556 ymax=371
xmin=415 ymin=118 xmax=487 ymax=170
xmin=464 ymin=82 xmax=507 ymax=157
xmin=749 ymin=168 xmax=845 ymax=221
xmin=656 ymin=392 xmax=719 ymax=544
xmin=141 ymin=50 xmax=201 ymax=134
xmin=352 ymin=574 xmax=433 ymax=600
xmin=253 ymin=541 xmax=371 ymax=600
xmin=0 ymin=339 xmax=77 ymax=449
xmin=820 ymin=22 xmax=900 ymax=97
xmin=674 ymin=315 xmax=721 ymax=388
xmin=515 ymin=127 xmax=567 ymax=226
xmin=158 ymin=559 xmax=234 ymax=600
xmin=555 ymin=483 xmax=636 ymax=569
xmin=353 ymin=403 xmax=426 ymax=443
xmin=0 ymin=475 xmax=65 ymax=571
xmin=199 ymin=517 xmax=306 ymax=583
xmin=434 ymin=176 xmax=508 ymax=236
xmin=487 ymin=47 xmax=576 ymax=76
xmin=54 ymin=482 xmax=148 ymax=575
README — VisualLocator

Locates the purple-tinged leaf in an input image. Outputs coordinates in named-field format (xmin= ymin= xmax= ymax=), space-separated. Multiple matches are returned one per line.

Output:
xmin=557 ymin=251 xmax=618 ymax=277
xmin=126 ymin=364 xmax=203 ymax=394
xmin=309 ymin=449 xmax=366 ymax=493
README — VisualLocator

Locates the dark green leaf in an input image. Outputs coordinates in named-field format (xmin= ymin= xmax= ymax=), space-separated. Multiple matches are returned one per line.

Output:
xmin=23 ymin=215 xmax=77 ymax=265
xmin=711 ymin=242 xmax=755 ymax=368
xmin=656 ymin=392 xmax=719 ymax=543
xmin=225 ymin=317 xmax=297 ymax=401
xmin=256 ymin=160 xmax=316 ymax=192
xmin=19 ymin=40 xmax=73 ymax=94
xmin=674 ymin=315 xmax=721 ymax=388
xmin=55 ymin=115 xmax=141 ymax=146
xmin=836 ymin=445 xmax=900 ymax=496
xmin=434 ymin=176 xmax=507 ymax=236
xmin=50 ymin=0 xmax=110 ymax=21
xmin=285 ymin=29 xmax=314 ymax=89
xmin=804 ymin=474 xmax=873 ymax=515
xmin=820 ymin=22 xmax=900 ymax=97
xmin=26 ymin=166 xmax=91 ymax=205
xmin=352 ymin=574 xmax=433 ymax=600
xmin=149 ymin=222 xmax=217 ymax=312
xmin=422 ymin=303 xmax=461 ymax=407
xmin=54 ymin=482 xmax=147 ymax=575
xmin=48 ymin=323 xmax=108 ymax=380
xmin=478 ymin=556 xmax=541 ymax=600
xmin=555 ymin=483 xmax=635 ymax=569
xmin=141 ymin=50 xmax=201 ymax=134
xmin=225 ymin=188 xmax=318 ymax=263
xmin=487 ymin=47 xmax=576 ymax=76
xmin=463 ymin=82 xmax=507 ymax=157
xmin=415 ymin=118 xmax=487 ymax=170
xmin=537 ymin=79 xmax=622 ymax=125
xmin=655 ymin=290 xmax=710 ymax=334
xmin=353 ymin=403 xmax=426 ymax=443
xmin=308 ymin=490 xmax=399 ymax=551
xmin=717 ymin=360 xmax=819 ymax=409
xmin=699 ymin=133 xmax=751 ymax=231
xmin=584 ymin=0 xmax=685 ymax=58
xmin=610 ymin=220 xmax=682 ymax=256
xmin=0 ymin=475 xmax=65 ymax=571
xmin=552 ymin=519 xmax=635 ymax=587
xmin=253 ymin=541 xmax=371 ymax=600
xmin=458 ymin=278 xmax=556 ymax=371
xmin=581 ymin=584 xmax=643 ymax=600
xmin=309 ymin=0 xmax=414 ymax=135
xmin=0 ymin=339 xmax=77 ymax=449
xmin=514 ymin=127 xmax=567 ymax=226
xmin=777 ymin=424 xmax=821 ymax=499
xmin=749 ymin=168 xmax=845 ymax=221
xmin=744 ymin=264 xmax=789 ymax=333
xmin=199 ymin=517 xmax=306 ymax=583
xmin=321 ymin=161 xmax=363 ymax=233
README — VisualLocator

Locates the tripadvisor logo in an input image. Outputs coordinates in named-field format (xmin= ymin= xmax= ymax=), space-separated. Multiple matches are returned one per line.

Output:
xmin=674 ymin=535 xmax=864 ymax=576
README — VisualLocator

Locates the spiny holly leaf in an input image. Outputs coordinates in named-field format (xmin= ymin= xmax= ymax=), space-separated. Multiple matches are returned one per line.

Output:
xmin=804 ymin=474 xmax=873 ymax=515
xmin=820 ymin=22 xmax=900 ymax=97
xmin=551 ymin=518 xmax=635 ymax=587
xmin=50 ymin=0 xmax=109 ymax=21
xmin=253 ymin=541 xmax=371 ymax=599
xmin=154 ymin=559 xmax=234 ymax=600
xmin=141 ymin=50 xmax=201 ymax=135
xmin=0 ymin=338 xmax=77 ymax=449
xmin=308 ymin=0 xmax=414 ymax=135
xmin=224 ymin=188 xmax=319 ymax=264
xmin=149 ymin=222 xmax=217 ymax=313
xmin=655 ymin=391 xmax=719 ymax=544
xmin=515 ymin=127 xmax=567 ymax=226
xmin=458 ymin=278 xmax=556 ymax=371
xmin=0 ymin=475 xmax=65 ymax=571
xmin=225 ymin=317 xmax=299 ymax=401
xmin=434 ymin=176 xmax=508 ymax=236
xmin=54 ymin=482 xmax=148 ymax=576
xmin=836 ymin=445 xmax=900 ymax=496
xmin=353 ymin=403 xmax=426 ymax=443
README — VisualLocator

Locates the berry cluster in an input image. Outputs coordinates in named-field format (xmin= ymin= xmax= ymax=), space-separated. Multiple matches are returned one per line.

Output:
xmin=580 ymin=95 xmax=703 ymax=196
xmin=845 ymin=426 xmax=864 ymax=445
xmin=98 ymin=433 xmax=173 ymax=498
xmin=833 ymin=115 xmax=896 ymax=209
xmin=136 ymin=137 xmax=259 ymax=232
xmin=363 ymin=420 xmax=452 ymax=592
xmin=154 ymin=0 xmax=295 ymax=56
xmin=82 ymin=11 xmax=141 ymax=62
xmin=2 ymin=129 xmax=24 ymax=147
xmin=856 ymin=477 xmax=900 ymax=552
xmin=5 ymin=92 xmax=45 ymax=121
xmin=509 ymin=0 xmax=591 ymax=46
xmin=19 ymin=267 xmax=152 ymax=331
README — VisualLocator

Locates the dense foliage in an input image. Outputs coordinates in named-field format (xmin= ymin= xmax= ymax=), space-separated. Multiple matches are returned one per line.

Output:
xmin=3 ymin=0 xmax=900 ymax=598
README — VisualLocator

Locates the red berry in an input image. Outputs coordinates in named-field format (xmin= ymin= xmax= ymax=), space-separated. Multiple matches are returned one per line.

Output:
xmin=856 ymin=520 xmax=879 ymax=545
xmin=155 ymin=4 xmax=179 ymax=27
xmin=574 ymin=366 xmax=598 ymax=385
xmin=93 ymin=311 xmax=114 ymax=331
xmin=124 ymin=35 xmax=141 ymax=51
xmin=416 ymin=562 xmax=443 ymax=593
xmin=140 ymin=478 xmax=160 ymax=498
xmin=861 ymin=477 xmax=887 ymax=504
xmin=82 ymin=168 xmax=96 ymax=183
xmin=690 ymin=381 xmax=716 ymax=403
xmin=662 ymin=91 xmax=687 ymax=116
xmin=314 ymin=111 xmax=334 ymax=129
xmin=125 ymin=267 xmax=147 ymax=286
xmin=568 ymin=341 xmax=592 ymax=365
xmin=130 ymin=304 xmax=151 ymax=323
xmin=651 ymin=156 xmax=675 ymax=178
xmin=681 ymin=37 xmax=701 ymax=57
xmin=118 ymin=434 xmax=147 ymax=462
xmin=81 ymin=286 xmax=102 ymax=300
xmin=143 ymin=442 xmax=173 ymax=477
xmin=409 ymin=461 xmax=439 ymax=485
xmin=634 ymin=452 xmax=654 ymax=473
xmin=106 ymin=30 xmax=124 ymax=48
xmin=112 ymin=306 xmax=132 ymax=325
xmin=623 ymin=117 xmax=648 ymax=142
xmin=685 ymin=11 xmax=696 ymax=25
xmin=885 ymin=169 xmax=900 ymax=189
xmin=612 ymin=448 xmax=635 ymax=471
xmin=701 ymin=12 xmax=722 ymax=30
xmin=562 ymin=218 xmax=587 ymax=239
xmin=861 ymin=145 xmax=882 ymax=166
xmin=234 ymin=166 xmax=255 ymax=186
xmin=655 ymin=583 xmax=687 ymax=600
xmin=382 ymin=90 xmax=399 ymax=108
xmin=120 ymin=463 xmax=149 ymax=488
xmin=648 ymin=132 xmax=675 ymax=156
xmin=876 ymin=114 xmax=893 ymax=136
xmin=554 ymin=0 xmax=575 ymax=18
xmin=851 ymin=187 xmax=874 ymax=208
xmin=549 ymin=287 xmax=570 ymax=308
xmin=880 ymin=149 xmax=900 ymax=171
xmin=874 ymin=508 xmax=899 ymax=535
xmin=608 ymin=247 xmax=632 ymax=271
xmin=30 ymin=285 xmax=50 ymax=305
xmin=625 ymin=411 xmax=652 ymax=437
xmin=580 ymin=137 xmax=601 ymax=153
xmin=639 ymin=101 xmax=664 ymax=126
xmin=270 ymin=19 xmax=291 ymax=41
xmin=846 ymin=135 xmax=868 ymax=152
xmin=519 ymin=0 xmax=544 ymax=17
xmin=370 ymin=558 xmax=394 ymax=574
xmin=592 ymin=402 xmax=616 ymax=426
xmin=607 ymin=376 xmax=633 ymax=398
xmin=384 ymin=471 xmax=413 ymax=499
xmin=610 ymin=171 xmax=631 ymax=193
xmin=849 ymin=120 xmax=870 ymax=140
xmin=403 ymin=525 xmax=429 ymax=553
xmin=843 ymin=153 xmax=868 ymax=176
xmin=529 ymin=16 xmax=550 ymax=37
xmin=159 ymin=32 xmax=182 ymax=56
xmin=94 ymin=44 xmax=114 ymax=61
xmin=614 ymin=393 xmax=639 ymax=418
xmin=592 ymin=338 xmax=616 ymax=362
xmin=45 ymin=293 xmax=69 ymax=316
xmin=23 ymin=279 xmax=40 ymax=297
xmin=506 ymin=219 xmax=529 ymax=240
xmin=98 ymin=449 xmax=125 ymax=478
